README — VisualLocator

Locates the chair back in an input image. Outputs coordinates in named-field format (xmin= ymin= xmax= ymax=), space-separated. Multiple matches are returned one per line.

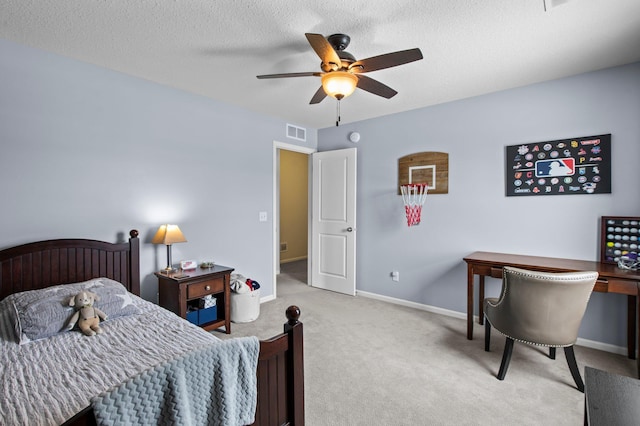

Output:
xmin=486 ymin=266 xmax=598 ymax=346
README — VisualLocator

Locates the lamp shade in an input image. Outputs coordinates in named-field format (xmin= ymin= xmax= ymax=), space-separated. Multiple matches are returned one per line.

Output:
xmin=321 ymin=71 xmax=358 ymax=100
xmin=152 ymin=224 xmax=187 ymax=245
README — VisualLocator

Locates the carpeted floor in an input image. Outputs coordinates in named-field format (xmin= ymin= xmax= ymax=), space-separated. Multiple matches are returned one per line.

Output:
xmin=220 ymin=260 xmax=636 ymax=425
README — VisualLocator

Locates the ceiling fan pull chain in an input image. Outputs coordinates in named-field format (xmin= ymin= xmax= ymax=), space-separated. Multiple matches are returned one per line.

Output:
xmin=336 ymin=99 xmax=341 ymax=127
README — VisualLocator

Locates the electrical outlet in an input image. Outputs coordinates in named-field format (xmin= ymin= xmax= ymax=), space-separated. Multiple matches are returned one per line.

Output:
xmin=259 ymin=211 xmax=267 ymax=222
xmin=391 ymin=271 xmax=400 ymax=282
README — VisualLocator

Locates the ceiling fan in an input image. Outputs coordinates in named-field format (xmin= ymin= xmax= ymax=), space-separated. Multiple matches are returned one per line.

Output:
xmin=257 ymin=33 xmax=423 ymax=105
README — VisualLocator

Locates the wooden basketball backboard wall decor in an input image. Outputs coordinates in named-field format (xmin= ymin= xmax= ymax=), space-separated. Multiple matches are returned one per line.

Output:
xmin=398 ymin=152 xmax=449 ymax=194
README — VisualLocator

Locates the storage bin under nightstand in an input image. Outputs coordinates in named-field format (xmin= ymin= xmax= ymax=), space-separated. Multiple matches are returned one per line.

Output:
xmin=186 ymin=305 xmax=218 ymax=326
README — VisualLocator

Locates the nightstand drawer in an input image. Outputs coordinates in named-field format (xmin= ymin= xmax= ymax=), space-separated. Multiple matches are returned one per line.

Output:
xmin=188 ymin=278 xmax=224 ymax=299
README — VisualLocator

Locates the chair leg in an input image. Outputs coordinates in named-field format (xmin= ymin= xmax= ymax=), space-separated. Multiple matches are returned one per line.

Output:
xmin=485 ymin=317 xmax=491 ymax=351
xmin=497 ymin=338 xmax=515 ymax=380
xmin=564 ymin=346 xmax=584 ymax=392
xmin=549 ymin=347 xmax=556 ymax=359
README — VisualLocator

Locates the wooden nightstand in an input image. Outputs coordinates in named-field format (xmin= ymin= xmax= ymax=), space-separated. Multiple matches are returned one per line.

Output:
xmin=156 ymin=265 xmax=234 ymax=333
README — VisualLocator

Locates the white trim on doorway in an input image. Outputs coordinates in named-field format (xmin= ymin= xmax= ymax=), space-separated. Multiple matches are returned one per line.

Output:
xmin=272 ymin=141 xmax=316 ymax=299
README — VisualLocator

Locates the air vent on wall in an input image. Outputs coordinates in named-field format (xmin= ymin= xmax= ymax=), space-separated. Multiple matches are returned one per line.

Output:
xmin=286 ymin=124 xmax=306 ymax=142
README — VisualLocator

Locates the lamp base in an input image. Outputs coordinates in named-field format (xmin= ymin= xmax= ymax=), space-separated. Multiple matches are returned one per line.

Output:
xmin=160 ymin=266 xmax=176 ymax=274
xmin=163 ymin=245 xmax=175 ymax=274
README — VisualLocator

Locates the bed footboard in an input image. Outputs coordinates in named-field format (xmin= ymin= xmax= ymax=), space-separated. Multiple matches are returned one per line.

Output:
xmin=253 ymin=305 xmax=305 ymax=426
xmin=63 ymin=305 xmax=304 ymax=426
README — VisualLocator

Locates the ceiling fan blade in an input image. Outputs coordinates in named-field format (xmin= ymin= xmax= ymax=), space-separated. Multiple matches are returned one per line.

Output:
xmin=257 ymin=72 xmax=321 ymax=79
xmin=309 ymin=86 xmax=327 ymax=104
xmin=305 ymin=33 xmax=341 ymax=70
xmin=349 ymin=48 xmax=423 ymax=73
xmin=356 ymin=75 xmax=398 ymax=99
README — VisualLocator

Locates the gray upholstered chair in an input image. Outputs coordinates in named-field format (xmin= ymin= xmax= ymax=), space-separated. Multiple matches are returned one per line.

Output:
xmin=484 ymin=266 xmax=598 ymax=392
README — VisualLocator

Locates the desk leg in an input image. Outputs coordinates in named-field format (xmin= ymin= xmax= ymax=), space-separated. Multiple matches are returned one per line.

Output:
xmin=636 ymin=294 xmax=640 ymax=378
xmin=628 ymin=295 xmax=636 ymax=360
xmin=467 ymin=264 xmax=474 ymax=340
xmin=479 ymin=275 xmax=485 ymax=326
xmin=633 ymin=292 xmax=640 ymax=378
xmin=633 ymin=292 xmax=640 ymax=379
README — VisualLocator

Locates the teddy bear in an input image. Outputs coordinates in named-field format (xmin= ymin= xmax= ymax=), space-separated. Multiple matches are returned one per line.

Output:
xmin=65 ymin=291 xmax=108 ymax=336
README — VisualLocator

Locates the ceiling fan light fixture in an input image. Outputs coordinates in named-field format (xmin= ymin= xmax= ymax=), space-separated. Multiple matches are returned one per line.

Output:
xmin=321 ymin=71 xmax=358 ymax=100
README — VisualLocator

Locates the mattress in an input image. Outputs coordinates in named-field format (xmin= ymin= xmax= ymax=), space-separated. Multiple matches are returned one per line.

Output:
xmin=0 ymin=294 xmax=221 ymax=426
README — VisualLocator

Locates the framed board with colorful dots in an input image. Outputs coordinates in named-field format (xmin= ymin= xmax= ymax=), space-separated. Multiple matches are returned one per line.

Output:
xmin=505 ymin=134 xmax=611 ymax=197
xmin=600 ymin=216 xmax=640 ymax=265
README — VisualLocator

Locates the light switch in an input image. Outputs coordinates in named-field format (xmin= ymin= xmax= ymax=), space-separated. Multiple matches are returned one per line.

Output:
xmin=259 ymin=211 xmax=268 ymax=222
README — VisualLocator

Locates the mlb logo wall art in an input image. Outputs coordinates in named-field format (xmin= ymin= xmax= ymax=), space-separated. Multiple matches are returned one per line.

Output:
xmin=505 ymin=134 xmax=611 ymax=197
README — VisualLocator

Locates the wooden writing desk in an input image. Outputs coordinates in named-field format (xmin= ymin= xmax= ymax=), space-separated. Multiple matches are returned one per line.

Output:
xmin=463 ymin=252 xmax=640 ymax=375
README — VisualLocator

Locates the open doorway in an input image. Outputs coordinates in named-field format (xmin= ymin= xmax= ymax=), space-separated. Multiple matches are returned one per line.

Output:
xmin=273 ymin=143 xmax=357 ymax=297
xmin=279 ymin=149 xmax=308 ymax=284
xmin=273 ymin=142 xmax=315 ymax=297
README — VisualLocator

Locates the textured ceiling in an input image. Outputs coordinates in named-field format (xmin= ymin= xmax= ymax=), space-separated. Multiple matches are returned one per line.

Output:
xmin=1 ymin=0 xmax=639 ymax=129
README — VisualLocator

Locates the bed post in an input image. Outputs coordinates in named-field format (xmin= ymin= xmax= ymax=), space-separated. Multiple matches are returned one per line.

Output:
xmin=285 ymin=305 xmax=305 ymax=426
xmin=128 ymin=230 xmax=140 ymax=296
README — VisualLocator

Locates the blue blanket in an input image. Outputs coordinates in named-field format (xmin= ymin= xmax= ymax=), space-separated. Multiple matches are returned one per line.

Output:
xmin=91 ymin=336 xmax=259 ymax=426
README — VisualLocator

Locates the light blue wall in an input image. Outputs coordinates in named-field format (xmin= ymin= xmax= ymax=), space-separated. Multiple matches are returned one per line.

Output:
xmin=318 ymin=62 xmax=640 ymax=349
xmin=0 ymin=39 xmax=317 ymax=301
xmin=2 ymin=36 xmax=639 ymax=350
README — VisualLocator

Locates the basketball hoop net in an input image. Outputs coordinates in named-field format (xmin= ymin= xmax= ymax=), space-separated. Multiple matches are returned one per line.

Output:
xmin=400 ymin=183 xmax=428 ymax=227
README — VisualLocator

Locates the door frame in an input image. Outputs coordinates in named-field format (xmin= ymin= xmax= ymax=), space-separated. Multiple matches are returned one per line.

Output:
xmin=272 ymin=141 xmax=316 ymax=299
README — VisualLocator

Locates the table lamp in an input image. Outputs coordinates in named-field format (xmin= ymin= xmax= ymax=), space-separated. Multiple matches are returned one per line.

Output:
xmin=152 ymin=224 xmax=187 ymax=272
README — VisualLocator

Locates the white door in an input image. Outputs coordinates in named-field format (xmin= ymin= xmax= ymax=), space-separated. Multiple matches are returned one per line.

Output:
xmin=311 ymin=148 xmax=357 ymax=295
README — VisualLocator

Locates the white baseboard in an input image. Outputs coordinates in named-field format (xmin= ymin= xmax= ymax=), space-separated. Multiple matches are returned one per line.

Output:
xmin=260 ymin=294 xmax=275 ymax=304
xmin=356 ymin=290 xmax=629 ymax=356
xmin=575 ymin=337 xmax=628 ymax=355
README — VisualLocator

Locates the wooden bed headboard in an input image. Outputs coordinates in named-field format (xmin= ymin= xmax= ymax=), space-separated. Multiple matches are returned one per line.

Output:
xmin=0 ymin=230 xmax=140 ymax=300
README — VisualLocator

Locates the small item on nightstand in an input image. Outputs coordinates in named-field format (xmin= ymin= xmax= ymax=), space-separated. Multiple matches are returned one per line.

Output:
xmin=200 ymin=261 xmax=215 ymax=269
xmin=180 ymin=260 xmax=197 ymax=270
xmin=172 ymin=273 xmax=189 ymax=279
